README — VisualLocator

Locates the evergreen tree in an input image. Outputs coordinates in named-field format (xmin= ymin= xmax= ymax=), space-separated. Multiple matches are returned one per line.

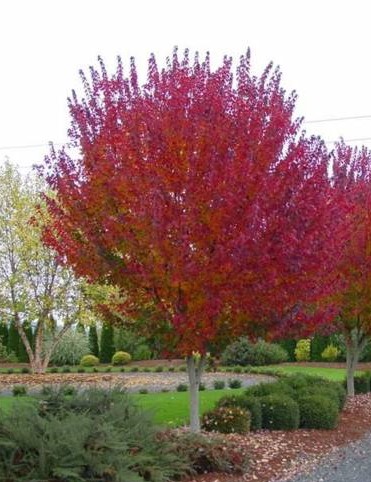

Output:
xmin=88 ymin=325 xmax=99 ymax=358
xmin=18 ymin=323 xmax=33 ymax=362
xmin=100 ymin=323 xmax=115 ymax=363
xmin=0 ymin=322 xmax=8 ymax=348
xmin=76 ymin=322 xmax=86 ymax=336
xmin=7 ymin=319 xmax=20 ymax=358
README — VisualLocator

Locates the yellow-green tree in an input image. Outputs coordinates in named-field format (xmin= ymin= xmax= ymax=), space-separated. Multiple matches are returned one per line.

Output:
xmin=0 ymin=162 xmax=94 ymax=373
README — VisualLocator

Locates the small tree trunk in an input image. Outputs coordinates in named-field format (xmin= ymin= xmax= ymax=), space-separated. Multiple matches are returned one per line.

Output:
xmin=186 ymin=354 xmax=206 ymax=433
xmin=345 ymin=328 xmax=368 ymax=397
xmin=346 ymin=345 xmax=359 ymax=397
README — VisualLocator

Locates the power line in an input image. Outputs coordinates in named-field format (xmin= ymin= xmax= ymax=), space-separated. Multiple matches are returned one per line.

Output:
xmin=305 ymin=114 xmax=371 ymax=124
xmin=0 ymin=142 xmax=64 ymax=151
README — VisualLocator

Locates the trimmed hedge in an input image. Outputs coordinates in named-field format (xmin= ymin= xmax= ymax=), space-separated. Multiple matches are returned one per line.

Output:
xmin=112 ymin=351 xmax=132 ymax=366
xmin=298 ymin=395 xmax=339 ymax=429
xmin=221 ymin=337 xmax=288 ymax=366
xmin=80 ymin=355 xmax=100 ymax=367
xmin=260 ymin=394 xmax=300 ymax=430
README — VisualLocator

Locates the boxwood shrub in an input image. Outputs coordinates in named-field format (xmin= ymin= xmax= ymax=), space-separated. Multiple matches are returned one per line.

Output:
xmin=260 ymin=394 xmax=300 ymax=430
xmin=298 ymin=395 xmax=339 ymax=429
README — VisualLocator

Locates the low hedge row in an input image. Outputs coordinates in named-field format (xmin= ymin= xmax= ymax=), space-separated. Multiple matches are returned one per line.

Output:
xmin=204 ymin=373 xmax=346 ymax=434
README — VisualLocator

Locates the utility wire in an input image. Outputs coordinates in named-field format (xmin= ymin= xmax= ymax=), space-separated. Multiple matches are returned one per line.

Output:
xmin=304 ymin=114 xmax=371 ymax=124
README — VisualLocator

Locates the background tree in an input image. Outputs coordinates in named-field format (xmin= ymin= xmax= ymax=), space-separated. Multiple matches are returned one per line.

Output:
xmin=88 ymin=324 xmax=99 ymax=358
xmin=7 ymin=319 xmax=20 ymax=358
xmin=0 ymin=162 xmax=95 ymax=373
xmin=42 ymin=49 xmax=345 ymax=431
xmin=0 ymin=322 xmax=8 ymax=348
xmin=100 ymin=322 xmax=115 ymax=363
xmin=331 ymin=142 xmax=371 ymax=395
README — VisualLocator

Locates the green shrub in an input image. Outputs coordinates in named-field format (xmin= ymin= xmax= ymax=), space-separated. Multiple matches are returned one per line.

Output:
xmin=176 ymin=383 xmax=188 ymax=392
xmin=7 ymin=368 xmax=14 ymax=374
xmin=143 ymin=367 xmax=151 ymax=372
xmin=296 ymin=385 xmax=342 ymax=410
xmin=178 ymin=365 xmax=187 ymax=372
xmin=321 ymin=344 xmax=340 ymax=362
xmin=63 ymin=385 xmax=77 ymax=396
xmin=233 ymin=366 xmax=242 ymax=374
xmin=213 ymin=380 xmax=225 ymax=390
xmin=298 ymin=395 xmax=339 ymax=429
xmin=105 ymin=366 xmax=112 ymax=372
xmin=120 ymin=367 xmax=126 ymax=372
xmin=77 ymin=367 xmax=86 ymax=373
xmin=260 ymin=394 xmax=300 ymax=430
xmin=228 ymin=379 xmax=242 ymax=389
xmin=133 ymin=344 xmax=152 ymax=361
xmin=92 ymin=367 xmax=99 ymax=373
xmin=354 ymin=373 xmax=371 ymax=393
xmin=49 ymin=367 xmax=59 ymax=373
xmin=21 ymin=367 xmax=30 ymax=374
xmin=277 ymin=339 xmax=296 ymax=362
xmin=139 ymin=388 xmax=149 ymax=394
xmin=161 ymin=431 xmax=249 ymax=475
xmin=80 ymin=354 xmax=100 ymax=367
xmin=129 ymin=366 xmax=139 ymax=372
xmin=12 ymin=385 xmax=27 ymax=397
xmin=202 ymin=406 xmax=251 ymax=434
xmin=199 ymin=383 xmax=206 ymax=391
xmin=100 ymin=323 xmax=115 ymax=363
xmin=295 ymin=339 xmax=311 ymax=362
xmin=2 ymin=388 xmax=187 ymax=481
xmin=62 ymin=366 xmax=71 ymax=373
xmin=112 ymin=351 xmax=132 ymax=366
xmin=216 ymin=394 xmax=262 ymax=431
xmin=221 ymin=337 xmax=288 ymax=366
xmin=247 ymin=380 xmax=295 ymax=399
xmin=155 ymin=365 xmax=164 ymax=372
xmin=284 ymin=373 xmax=312 ymax=391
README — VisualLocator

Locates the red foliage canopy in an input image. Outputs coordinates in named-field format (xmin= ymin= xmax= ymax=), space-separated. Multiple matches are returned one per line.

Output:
xmin=41 ymin=49 xmax=345 ymax=354
xmin=332 ymin=142 xmax=371 ymax=333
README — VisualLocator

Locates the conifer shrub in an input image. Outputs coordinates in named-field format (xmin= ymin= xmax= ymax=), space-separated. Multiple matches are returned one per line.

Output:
xmin=112 ymin=351 xmax=132 ymax=366
xmin=260 ymin=394 xmax=300 ymax=430
xmin=213 ymin=380 xmax=225 ymax=390
xmin=321 ymin=343 xmax=340 ymax=362
xmin=80 ymin=354 xmax=100 ymax=367
xmin=298 ymin=395 xmax=339 ymax=429
xmin=201 ymin=406 xmax=251 ymax=434
xmin=294 ymin=339 xmax=311 ymax=362
xmin=1 ymin=388 xmax=187 ymax=481
xmin=12 ymin=385 xmax=27 ymax=397
xmin=228 ymin=379 xmax=242 ymax=389
xmin=176 ymin=383 xmax=188 ymax=392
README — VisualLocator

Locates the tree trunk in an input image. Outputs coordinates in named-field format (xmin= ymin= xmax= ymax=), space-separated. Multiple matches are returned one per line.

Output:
xmin=345 ymin=328 xmax=368 ymax=397
xmin=186 ymin=354 xmax=206 ymax=433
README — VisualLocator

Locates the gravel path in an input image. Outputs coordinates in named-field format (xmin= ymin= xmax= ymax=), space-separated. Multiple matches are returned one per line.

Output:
xmin=0 ymin=372 xmax=273 ymax=395
xmin=281 ymin=432 xmax=371 ymax=482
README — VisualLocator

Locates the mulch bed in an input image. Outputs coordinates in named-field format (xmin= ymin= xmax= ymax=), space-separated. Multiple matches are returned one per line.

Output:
xmin=188 ymin=394 xmax=371 ymax=482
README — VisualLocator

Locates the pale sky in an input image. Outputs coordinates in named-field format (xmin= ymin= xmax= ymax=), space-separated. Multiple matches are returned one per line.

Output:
xmin=1 ymin=0 xmax=371 ymax=172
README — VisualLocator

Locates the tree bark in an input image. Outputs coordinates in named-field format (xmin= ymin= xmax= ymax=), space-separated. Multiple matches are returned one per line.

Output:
xmin=345 ymin=328 xmax=368 ymax=397
xmin=186 ymin=354 xmax=206 ymax=433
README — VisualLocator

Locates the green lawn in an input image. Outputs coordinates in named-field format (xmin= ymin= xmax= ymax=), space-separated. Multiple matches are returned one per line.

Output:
xmin=249 ymin=364 xmax=362 ymax=382
xmin=0 ymin=388 xmax=244 ymax=426
xmin=132 ymin=388 xmax=245 ymax=426
xmin=0 ymin=364 xmax=362 ymax=427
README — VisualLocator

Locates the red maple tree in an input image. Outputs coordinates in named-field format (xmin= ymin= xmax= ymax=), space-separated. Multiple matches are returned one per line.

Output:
xmin=41 ymin=49 xmax=345 ymax=430
xmin=332 ymin=142 xmax=371 ymax=395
